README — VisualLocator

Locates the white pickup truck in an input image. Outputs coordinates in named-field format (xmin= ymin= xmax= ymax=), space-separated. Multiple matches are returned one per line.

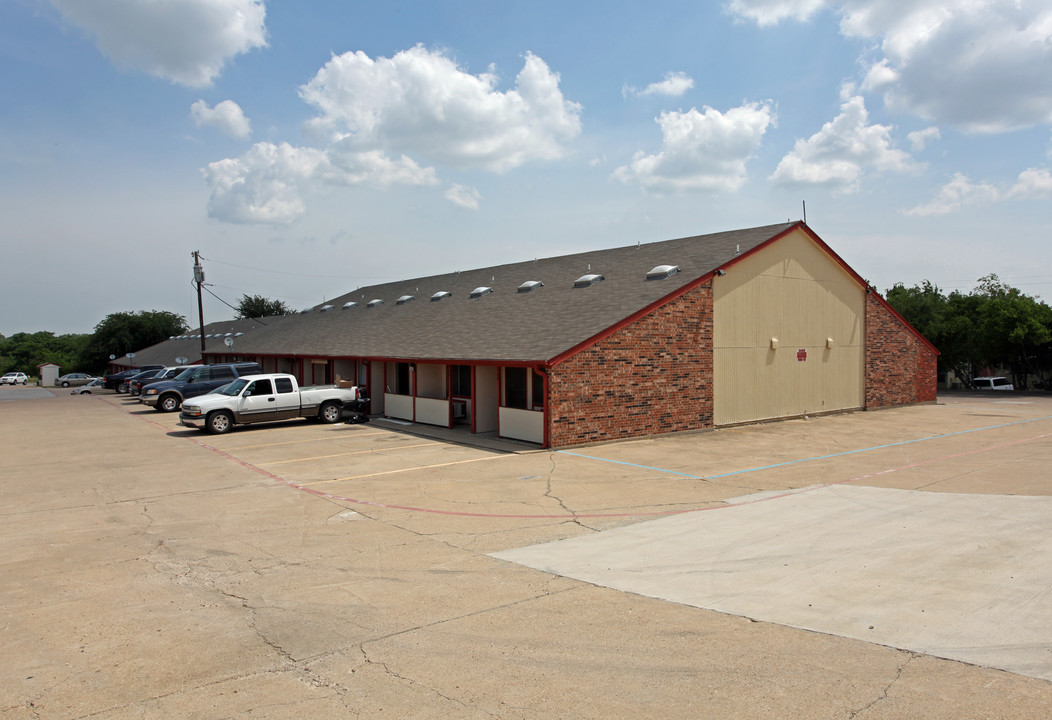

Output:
xmin=179 ymin=373 xmax=365 ymax=434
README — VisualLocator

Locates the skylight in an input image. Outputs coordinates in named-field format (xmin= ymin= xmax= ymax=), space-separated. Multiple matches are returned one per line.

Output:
xmin=431 ymin=291 xmax=452 ymax=302
xmin=574 ymin=273 xmax=605 ymax=288
xmin=518 ymin=280 xmax=544 ymax=293
xmin=367 ymin=299 xmax=384 ymax=308
xmin=320 ymin=304 xmax=334 ymax=312
xmin=396 ymin=295 xmax=415 ymax=305
xmin=342 ymin=301 xmax=357 ymax=309
xmin=646 ymin=264 xmax=680 ymax=280
xmin=470 ymin=287 xmax=493 ymax=298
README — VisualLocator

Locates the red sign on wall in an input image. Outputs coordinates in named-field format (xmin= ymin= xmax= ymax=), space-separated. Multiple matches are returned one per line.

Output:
xmin=797 ymin=348 xmax=807 ymax=362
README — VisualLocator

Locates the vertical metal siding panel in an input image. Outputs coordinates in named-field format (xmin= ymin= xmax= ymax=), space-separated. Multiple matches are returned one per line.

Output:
xmin=714 ymin=229 xmax=864 ymax=426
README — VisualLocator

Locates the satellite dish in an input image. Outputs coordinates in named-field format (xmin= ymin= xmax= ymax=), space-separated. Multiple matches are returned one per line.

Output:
xmin=175 ymin=356 xmax=188 ymax=365
xmin=127 ymin=352 xmax=136 ymax=359
xmin=109 ymin=354 xmax=116 ymax=360
xmin=224 ymin=337 xmax=234 ymax=347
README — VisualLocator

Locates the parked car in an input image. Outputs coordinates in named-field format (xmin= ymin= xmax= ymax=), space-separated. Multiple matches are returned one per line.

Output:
xmin=131 ymin=365 xmax=198 ymax=396
xmin=973 ymin=376 xmax=1014 ymax=391
xmin=180 ymin=373 xmax=363 ymax=434
xmin=71 ymin=377 xmax=105 ymax=394
xmin=141 ymin=362 xmax=262 ymax=412
xmin=1 ymin=372 xmax=29 ymax=385
xmin=104 ymin=365 xmax=164 ymax=392
xmin=56 ymin=372 xmax=96 ymax=387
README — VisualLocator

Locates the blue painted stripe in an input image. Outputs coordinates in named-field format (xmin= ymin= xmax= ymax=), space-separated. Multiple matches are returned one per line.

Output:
xmin=559 ymin=414 xmax=1052 ymax=481
xmin=556 ymin=451 xmax=704 ymax=479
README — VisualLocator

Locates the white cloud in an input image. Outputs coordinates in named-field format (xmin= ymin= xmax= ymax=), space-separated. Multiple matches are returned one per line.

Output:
xmin=299 ymin=45 xmax=582 ymax=172
xmin=907 ymin=173 xmax=1001 ymax=216
xmin=908 ymin=126 xmax=940 ymax=152
xmin=613 ymin=102 xmax=774 ymax=192
xmin=724 ymin=0 xmax=829 ymax=26
xmin=907 ymin=167 xmax=1052 ymax=216
xmin=51 ymin=0 xmax=267 ymax=88
xmin=1008 ymin=167 xmax=1052 ymax=199
xmin=445 ymin=184 xmax=482 ymax=210
xmin=202 ymin=142 xmax=438 ymax=224
xmin=628 ymin=71 xmax=695 ymax=98
xmin=730 ymin=1 xmax=1052 ymax=133
xmin=770 ymin=92 xmax=915 ymax=191
xmin=191 ymin=99 xmax=252 ymax=139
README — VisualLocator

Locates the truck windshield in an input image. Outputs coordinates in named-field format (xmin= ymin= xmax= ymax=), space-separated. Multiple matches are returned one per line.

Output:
xmin=217 ymin=379 xmax=250 ymax=396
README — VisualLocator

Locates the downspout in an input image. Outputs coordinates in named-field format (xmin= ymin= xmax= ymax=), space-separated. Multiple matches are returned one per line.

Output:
xmin=537 ymin=365 xmax=550 ymax=449
xmin=470 ymin=365 xmax=477 ymax=435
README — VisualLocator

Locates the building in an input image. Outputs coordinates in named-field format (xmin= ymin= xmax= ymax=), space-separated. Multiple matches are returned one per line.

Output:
xmin=121 ymin=222 xmax=938 ymax=447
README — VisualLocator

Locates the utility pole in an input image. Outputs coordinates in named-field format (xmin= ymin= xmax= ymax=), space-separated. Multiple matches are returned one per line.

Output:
xmin=193 ymin=251 xmax=206 ymax=356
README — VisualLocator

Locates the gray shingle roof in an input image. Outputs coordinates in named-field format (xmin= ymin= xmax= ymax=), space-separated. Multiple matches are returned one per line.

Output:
xmin=223 ymin=222 xmax=798 ymax=364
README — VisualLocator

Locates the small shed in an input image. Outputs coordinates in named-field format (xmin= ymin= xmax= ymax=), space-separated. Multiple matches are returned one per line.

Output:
xmin=37 ymin=363 xmax=60 ymax=387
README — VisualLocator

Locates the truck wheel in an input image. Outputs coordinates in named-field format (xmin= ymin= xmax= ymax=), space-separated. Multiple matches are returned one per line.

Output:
xmin=319 ymin=401 xmax=343 ymax=424
xmin=206 ymin=411 xmax=234 ymax=434
xmin=157 ymin=394 xmax=180 ymax=412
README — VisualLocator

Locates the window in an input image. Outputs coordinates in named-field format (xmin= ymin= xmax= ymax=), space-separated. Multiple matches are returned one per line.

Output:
xmin=504 ymin=367 xmax=527 ymax=409
xmin=395 ymin=362 xmax=411 ymax=395
xmin=275 ymin=377 xmax=294 ymax=394
xmin=247 ymin=379 xmax=273 ymax=395
xmin=532 ymin=370 xmax=544 ymax=408
xmin=213 ymin=366 xmax=235 ymax=380
xmin=451 ymin=365 xmax=471 ymax=397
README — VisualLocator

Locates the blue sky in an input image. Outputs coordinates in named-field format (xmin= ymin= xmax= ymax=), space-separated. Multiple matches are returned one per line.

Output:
xmin=2 ymin=0 xmax=1051 ymax=336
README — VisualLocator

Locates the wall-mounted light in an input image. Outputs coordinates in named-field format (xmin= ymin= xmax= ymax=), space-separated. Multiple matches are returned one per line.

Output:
xmin=770 ymin=337 xmax=779 ymax=349
xmin=715 ymin=269 xmax=726 ymax=276
xmin=826 ymin=337 xmax=834 ymax=348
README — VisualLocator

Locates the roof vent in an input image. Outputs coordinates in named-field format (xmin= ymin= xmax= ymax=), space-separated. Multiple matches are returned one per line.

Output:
xmin=574 ymin=273 xmax=605 ymax=288
xmin=300 ymin=307 xmax=312 ymax=314
xmin=646 ymin=264 xmax=680 ymax=281
xmin=470 ymin=286 xmax=493 ymax=299
xmin=367 ymin=299 xmax=384 ymax=308
xmin=431 ymin=291 xmax=452 ymax=302
xmin=320 ymin=304 xmax=334 ymax=312
xmin=518 ymin=280 xmax=544 ymax=293
xmin=396 ymin=295 xmax=415 ymax=305
xmin=342 ymin=301 xmax=357 ymax=309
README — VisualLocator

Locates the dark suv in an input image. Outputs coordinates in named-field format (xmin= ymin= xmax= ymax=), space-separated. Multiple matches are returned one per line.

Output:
xmin=140 ymin=362 xmax=262 ymax=412
xmin=129 ymin=365 xmax=197 ymax=396
xmin=104 ymin=365 xmax=165 ymax=392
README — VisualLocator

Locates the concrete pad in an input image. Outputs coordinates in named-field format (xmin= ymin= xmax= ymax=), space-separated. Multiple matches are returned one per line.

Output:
xmin=493 ymin=484 xmax=1052 ymax=681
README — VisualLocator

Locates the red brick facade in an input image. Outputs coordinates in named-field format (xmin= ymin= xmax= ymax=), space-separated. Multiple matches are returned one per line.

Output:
xmin=864 ymin=294 xmax=938 ymax=408
xmin=548 ymin=283 xmax=714 ymax=447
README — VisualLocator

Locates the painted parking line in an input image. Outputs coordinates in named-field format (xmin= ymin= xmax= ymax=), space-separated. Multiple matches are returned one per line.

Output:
xmin=226 ymin=430 xmax=391 ymax=451
xmin=301 ymin=453 xmax=515 ymax=485
xmin=258 ymin=441 xmax=438 ymax=466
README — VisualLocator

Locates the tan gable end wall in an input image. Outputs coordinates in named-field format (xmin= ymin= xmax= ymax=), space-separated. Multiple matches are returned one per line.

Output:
xmin=712 ymin=229 xmax=866 ymax=426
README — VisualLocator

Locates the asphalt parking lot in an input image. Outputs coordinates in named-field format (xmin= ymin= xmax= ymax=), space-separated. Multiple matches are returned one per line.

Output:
xmin=1 ymin=387 xmax=1050 ymax=718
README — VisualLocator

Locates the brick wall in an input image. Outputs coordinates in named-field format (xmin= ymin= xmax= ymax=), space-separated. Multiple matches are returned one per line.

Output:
xmin=865 ymin=294 xmax=938 ymax=408
xmin=548 ymin=284 xmax=714 ymax=447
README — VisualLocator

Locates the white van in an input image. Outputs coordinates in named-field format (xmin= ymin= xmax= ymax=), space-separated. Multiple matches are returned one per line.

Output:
xmin=972 ymin=376 xmax=1014 ymax=391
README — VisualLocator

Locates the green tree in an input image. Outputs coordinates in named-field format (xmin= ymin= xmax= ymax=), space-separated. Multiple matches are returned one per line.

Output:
xmin=235 ymin=294 xmax=294 ymax=319
xmin=887 ymin=276 xmax=1052 ymax=389
xmin=0 ymin=331 xmax=90 ymax=376
xmin=77 ymin=310 xmax=189 ymax=372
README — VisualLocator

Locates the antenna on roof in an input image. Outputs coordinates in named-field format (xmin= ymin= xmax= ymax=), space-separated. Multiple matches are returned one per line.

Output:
xmin=802 ymin=200 xmax=807 ymax=224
